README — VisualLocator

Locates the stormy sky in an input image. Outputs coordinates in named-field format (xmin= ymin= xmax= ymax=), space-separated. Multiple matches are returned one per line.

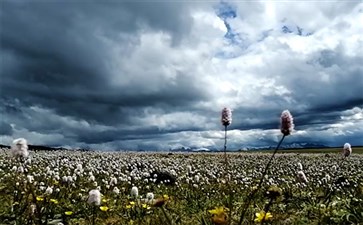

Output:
xmin=1 ymin=0 xmax=362 ymax=150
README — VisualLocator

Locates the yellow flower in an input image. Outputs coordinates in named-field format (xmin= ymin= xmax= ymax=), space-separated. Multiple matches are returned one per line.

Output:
xmin=100 ymin=206 xmax=109 ymax=211
xmin=126 ymin=205 xmax=132 ymax=209
xmin=102 ymin=198 xmax=108 ymax=203
xmin=129 ymin=201 xmax=135 ymax=205
xmin=254 ymin=211 xmax=272 ymax=223
xmin=208 ymin=207 xmax=229 ymax=225
xmin=36 ymin=196 xmax=44 ymax=201
xmin=50 ymin=199 xmax=59 ymax=204
xmin=142 ymin=203 xmax=151 ymax=210
xmin=65 ymin=211 xmax=73 ymax=216
xmin=208 ymin=206 xmax=228 ymax=216
xmin=163 ymin=194 xmax=170 ymax=200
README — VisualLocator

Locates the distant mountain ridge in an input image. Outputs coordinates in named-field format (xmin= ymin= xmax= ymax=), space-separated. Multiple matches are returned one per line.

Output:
xmin=242 ymin=142 xmax=330 ymax=151
xmin=169 ymin=142 xmax=331 ymax=152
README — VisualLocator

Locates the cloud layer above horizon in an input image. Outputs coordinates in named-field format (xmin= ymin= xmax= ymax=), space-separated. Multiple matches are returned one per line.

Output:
xmin=1 ymin=0 xmax=362 ymax=150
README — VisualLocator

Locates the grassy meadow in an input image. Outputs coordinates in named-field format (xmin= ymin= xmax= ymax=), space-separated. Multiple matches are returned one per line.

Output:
xmin=0 ymin=149 xmax=362 ymax=225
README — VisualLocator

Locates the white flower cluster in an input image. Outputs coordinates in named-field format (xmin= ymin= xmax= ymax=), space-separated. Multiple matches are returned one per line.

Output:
xmin=11 ymin=138 xmax=29 ymax=158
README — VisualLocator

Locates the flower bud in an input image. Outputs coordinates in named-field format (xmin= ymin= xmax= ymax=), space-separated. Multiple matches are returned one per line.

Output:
xmin=280 ymin=110 xmax=294 ymax=136
xmin=221 ymin=108 xmax=232 ymax=126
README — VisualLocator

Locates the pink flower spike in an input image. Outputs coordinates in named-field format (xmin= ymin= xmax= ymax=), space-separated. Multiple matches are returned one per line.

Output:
xmin=221 ymin=108 xmax=232 ymax=126
xmin=280 ymin=110 xmax=294 ymax=136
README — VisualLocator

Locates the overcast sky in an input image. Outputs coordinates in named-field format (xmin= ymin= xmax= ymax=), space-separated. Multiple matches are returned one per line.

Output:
xmin=1 ymin=0 xmax=362 ymax=150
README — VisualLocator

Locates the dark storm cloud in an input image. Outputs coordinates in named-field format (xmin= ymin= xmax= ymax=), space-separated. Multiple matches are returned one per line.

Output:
xmin=0 ymin=0 xmax=212 ymax=148
xmin=0 ymin=122 xmax=13 ymax=136
xmin=309 ymin=98 xmax=363 ymax=114
xmin=229 ymin=96 xmax=362 ymax=133
xmin=75 ymin=125 xmax=205 ymax=144
xmin=229 ymin=108 xmax=280 ymax=131
xmin=0 ymin=0 xmax=206 ymax=126
xmin=295 ymin=49 xmax=363 ymax=109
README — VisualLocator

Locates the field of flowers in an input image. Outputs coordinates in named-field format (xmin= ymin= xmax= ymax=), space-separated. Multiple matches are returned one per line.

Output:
xmin=1 ymin=149 xmax=362 ymax=225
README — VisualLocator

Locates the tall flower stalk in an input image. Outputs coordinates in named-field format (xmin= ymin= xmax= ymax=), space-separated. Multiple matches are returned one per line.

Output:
xmin=221 ymin=107 xmax=232 ymax=224
xmin=238 ymin=110 xmax=294 ymax=225
xmin=221 ymin=107 xmax=232 ymax=164
xmin=87 ymin=189 xmax=101 ymax=225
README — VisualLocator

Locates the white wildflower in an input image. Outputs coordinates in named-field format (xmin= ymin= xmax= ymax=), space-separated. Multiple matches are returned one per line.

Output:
xmin=87 ymin=189 xmax=101 ymax=206
xmin=131 ymin=186 xmax=138 ymax=199
xmin=11 ymin=138 xmax=29 ymax=158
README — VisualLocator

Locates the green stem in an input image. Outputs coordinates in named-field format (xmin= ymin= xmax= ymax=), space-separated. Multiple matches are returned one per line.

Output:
xmin=44 ymin=197 xmax=48 ymax=225
xmin=238 ymin=134 xmax=286 ymax=225
xmin=92 ymin=205 xmax=95 ymax=225
xmin=224 ymin=125 xmax=227 ymax=161
xmin=223 ymin=125 xmax=232 ymax=224
xmin=161 ymin=206 xmax=173 ymax=225
xmin=261 ymin=198 xmax=274 ymax=225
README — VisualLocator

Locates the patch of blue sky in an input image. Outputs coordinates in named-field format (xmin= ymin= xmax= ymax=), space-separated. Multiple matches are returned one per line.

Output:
xmin=281 ymin=25 xmax=313 ymax=36
xmin=282 ymin=25 xmax=293 ymax=34
xmin=215 ymin=50 xmax=243 ymax=59
xmin=214 ymin=1 xmax=249 ymax=59
xmin=224 ymin=21 xmax=244 ymax=45
xmin=280 ymin=17 xmax=313 ymax=36
xmin=215 ymin=1 xmax=237 ymax=20
xmin=214 ymin=1 xmax=241 ymax=44
xmin=215 ymin=31 xmax=251 ymax=59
